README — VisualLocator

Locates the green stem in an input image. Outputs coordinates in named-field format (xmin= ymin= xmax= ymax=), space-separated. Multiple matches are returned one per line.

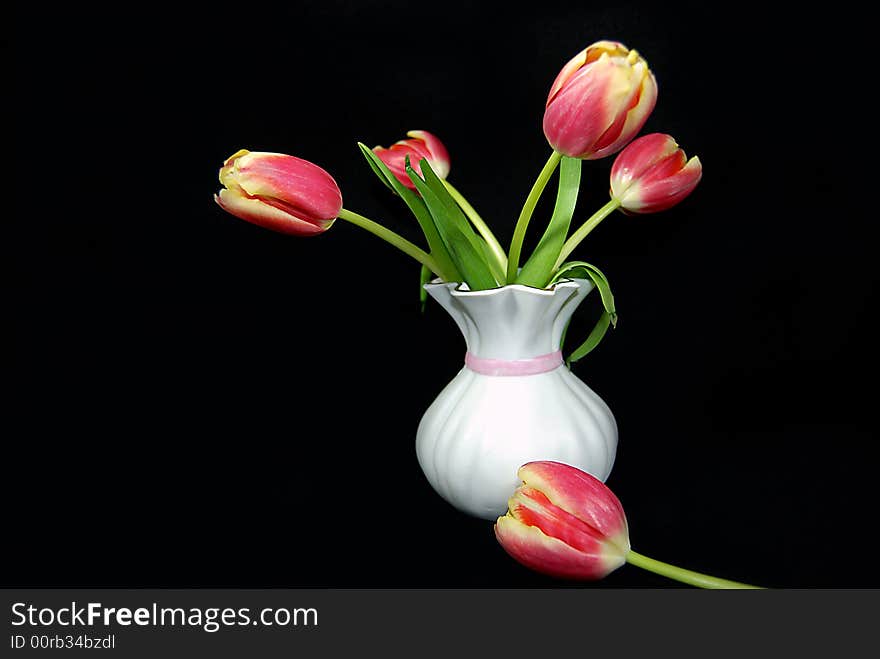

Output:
xmin=506 ymin=150 xmax=563 ymax=283
xmin=554 ymin=198 xmax=621 ymax=268
xmin=626 ymin=550 xmax=764 ymax=589
xmin=443 ymin=179 xmax=508 ymax=273
xmin=337 ymin=207 xmax=446 ymax=279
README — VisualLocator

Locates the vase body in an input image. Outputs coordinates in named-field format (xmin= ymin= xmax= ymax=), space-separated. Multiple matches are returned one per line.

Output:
xmin=416 ymin=279 xmax=618 ymax=521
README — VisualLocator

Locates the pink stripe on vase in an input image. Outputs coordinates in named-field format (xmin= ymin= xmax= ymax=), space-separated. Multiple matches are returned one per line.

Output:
xmin=464 ymin=350 xmax=564 ymax=377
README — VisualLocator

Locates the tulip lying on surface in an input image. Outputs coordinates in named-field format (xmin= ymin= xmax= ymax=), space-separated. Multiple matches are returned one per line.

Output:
xmin=495 ymin=461 xmax=629 ymax=580
xmin=495 ymin=461 xmax=762 ymax=588
xmin=215 ymin=149 xmax=342 ymax=236
xmin=543 ymin=40 xmax=657 ymax=160
xmin=610 ymin=133 xmax=703 ymax=214
xmin=373 ymin=130 xmax=451 ymax=190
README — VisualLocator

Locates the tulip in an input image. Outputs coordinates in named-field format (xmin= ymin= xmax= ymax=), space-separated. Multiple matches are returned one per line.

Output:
xmin=370 ymin=130 xmax=507 ymax=278
xmin=495 ymin=461 xmax=629 ymax=580
xmin=554 ymin=134 xmax=703 ymax=266
xmin=215 ymin=149 xmax=342 ymax=236
xmin=610 ymin=133 xmax=702 ymax=214
xmin=543 ymin=41 xmax=657 ymax=160
xmin=372 ymin=130 xmax=451 ymax=190
xmin=495 ymin=461 xmax=762 ymax=588
xmin=215 ymin=149 xmax=453 ymax=278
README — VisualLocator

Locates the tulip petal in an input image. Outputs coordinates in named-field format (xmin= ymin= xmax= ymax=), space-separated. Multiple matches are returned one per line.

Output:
xmin=495 ymin=514 xmax=625 ymax=580
xmin=373 ymin=145 xmax=415 ymax=189
xmin=214 ymin=190 xmax=333 ymax=236
xmin=589 ymin=67 xmax=657 ymax=160
xmin=518 ymin=461 xmax=629 ymax=543
xmin=547 ymin=41 xmax=630 ymax=104
xmin=543 ymin=55 xmax=627 ymax=157
xmin=407 ymin=130 xmax=451 ymax=178
xmin=509 ymin=486 xmax=611 ymax=555
xmin=222 ymin=148 xmax=251 ymax=168
xmin=589 ymin=63 xmax=645 ymax=153
xmin=546 ymin=48 xmax=589 ymax=106
xmin=584 ymin=40 xmax=629 ymax=63
xmin=638 ymin=150 xmax=688 ymax=185
xmin=219 ymin=149 xmax=251 ymax=189
xmin=610 ymin=133 xmax=679 ymax=195
xmin=233 ymin=153 xmax=343 ymax=221
xmin=395 ymin=142 xmax=434 ymax=178
xmin=623 ymin=156 xmax=703 ymax=213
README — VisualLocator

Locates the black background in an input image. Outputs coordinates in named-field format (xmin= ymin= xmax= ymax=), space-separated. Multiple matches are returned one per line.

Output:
xmin=10 ymin=1 xmax=878 ymax=588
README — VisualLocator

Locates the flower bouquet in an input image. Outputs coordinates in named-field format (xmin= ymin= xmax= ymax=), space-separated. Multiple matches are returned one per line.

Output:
xmin=212 ymin=40 xmax=751 ymax=588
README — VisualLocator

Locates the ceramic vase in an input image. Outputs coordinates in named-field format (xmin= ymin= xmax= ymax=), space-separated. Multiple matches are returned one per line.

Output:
xmin=416 ymin=278 xmax=618 ymax=520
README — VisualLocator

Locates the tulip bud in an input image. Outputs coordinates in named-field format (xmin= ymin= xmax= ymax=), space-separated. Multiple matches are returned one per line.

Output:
xmin=610 ymin=133 xmax=702 ymax=214
xmin=372 ymin=130 xmax=451 ymax=190
xmin=543 ymin=41 xmax=657 ymax=160
xmin=494 ymin=461 xmax=630 ymax=580
xmin=214 ymin=149 xmax=342 ymax=236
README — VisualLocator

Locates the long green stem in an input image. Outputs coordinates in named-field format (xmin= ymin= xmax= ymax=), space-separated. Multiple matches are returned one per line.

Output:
xmin=337 ymin=207 xmax=446 ymax=279
xmin=626 ymin=550 xmax=764 ymax=589
xmin=443 ymin=179 xmax=508 ymax=273
xmin=554 ymin=198 xmax=621 ymax=268
xmin=506 ymin=150 xmax=563 ymax=283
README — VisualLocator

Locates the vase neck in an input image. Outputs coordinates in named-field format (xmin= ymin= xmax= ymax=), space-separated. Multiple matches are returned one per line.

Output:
xmin=425 ymin=279 xmax=594 ymax=361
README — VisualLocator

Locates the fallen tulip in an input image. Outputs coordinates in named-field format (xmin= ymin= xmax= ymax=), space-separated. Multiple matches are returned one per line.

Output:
xmin=495 ymin=461 xmax=762 ymax=588
xmin=495 ymin=461 xmax=629 ymax=579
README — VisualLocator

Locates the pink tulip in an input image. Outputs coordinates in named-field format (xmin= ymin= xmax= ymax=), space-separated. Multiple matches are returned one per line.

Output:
xmin=494 ymin=461 xmax=630 ymax=580
xmin=543 ymin=41 xmax=657 ymax=160
xmin=610 ymin=133 xmax=702 ymax=214
xmin=372 ymin=130 xmax=451 ymax=190
xmin=214 ymin=149 xmax=342 ymax=236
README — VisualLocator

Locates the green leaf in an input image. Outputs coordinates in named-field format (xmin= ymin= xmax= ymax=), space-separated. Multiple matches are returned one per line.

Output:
xmin=408 ymin=159 xmax=499 ymax=290
xmin=479 ymin=238 xmax=507 ymax=284
xmin=567 ymin=311 xmax=613 ymax=365
xmin=357 ymin=143 xmax=461 ymax=282
xmin=516 ymin=156 xmax=582 ymax=288
xmin=552 ymin=261 xmax=616 ymax=320
xmin=358 ymin=142 xmax=398 ymax=195
xmin=551 ymin=260 xmax=618 ymax=363
xmin=419 ymin=263 xmax=432 ymax=312
xmin=418 ymin=157 xmax=490 ymax=245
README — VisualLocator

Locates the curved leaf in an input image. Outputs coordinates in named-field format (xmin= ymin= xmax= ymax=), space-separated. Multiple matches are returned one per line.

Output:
xmin=552 ymin=260 xmax=618 ymax=363
xmin=357 ymin=143 xmax=460 ymax=282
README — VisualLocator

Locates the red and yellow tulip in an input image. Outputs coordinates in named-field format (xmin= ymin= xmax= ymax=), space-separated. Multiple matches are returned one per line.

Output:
xmin=610 ymin=133 xmax=702 ymax=214
xmin=495 ymin=461 xmax=760 ymax=588
xmin=215 ymin=149 xmax=342 ymax=236
xmin=543 ymin=41 xmax=657 ymax=160
xmin=495 ymin=461 xmax=629 ymax=580
xmin=372 ymin=130 xmax=451 ymax=190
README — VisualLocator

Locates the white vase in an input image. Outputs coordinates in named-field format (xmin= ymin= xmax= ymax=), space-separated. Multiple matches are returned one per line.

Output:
xmin=416 ymin=278 xmax=618 ymax=521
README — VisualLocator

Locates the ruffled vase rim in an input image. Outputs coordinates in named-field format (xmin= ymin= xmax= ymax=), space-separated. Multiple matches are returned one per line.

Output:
xmin=424 ymin=277 xmax=588 ymax=299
